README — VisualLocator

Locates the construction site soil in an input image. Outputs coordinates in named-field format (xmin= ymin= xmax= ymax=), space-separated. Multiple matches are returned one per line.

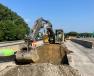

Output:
xmin=0 ymin=44 xmax=81 ymax=76
xmin=2 ymin=63 xmax=80 ymax=76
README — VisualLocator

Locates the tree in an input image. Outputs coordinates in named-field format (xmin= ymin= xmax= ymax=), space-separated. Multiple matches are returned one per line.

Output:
xmin=0 ymin=4 xmax=30 ymax=41
xmin=65 ymin=32 xmax=79 ymax=37
xmin=79 ymin=33 xmax=92 ymax=38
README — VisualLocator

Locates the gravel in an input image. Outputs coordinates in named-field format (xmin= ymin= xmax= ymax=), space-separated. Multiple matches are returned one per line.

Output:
xmin=3 ymin=63 xmax=81 ymax=76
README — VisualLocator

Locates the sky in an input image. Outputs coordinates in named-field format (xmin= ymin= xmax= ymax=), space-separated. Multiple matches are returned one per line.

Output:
xmin=0 ymin=0 xmax=94 ymax=33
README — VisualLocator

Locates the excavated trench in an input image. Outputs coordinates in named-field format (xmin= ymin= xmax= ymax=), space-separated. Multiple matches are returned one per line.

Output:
xmin=36 ymin=44 xmax=69 ymax=65
xmin=15 ymin=44 xmax=69 ymax=65
xmin=1 ymin=44 xmax=81 ymax=76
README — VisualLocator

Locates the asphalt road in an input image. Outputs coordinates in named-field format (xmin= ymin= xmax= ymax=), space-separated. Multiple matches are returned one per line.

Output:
xmin=0 ymin=40 xmax=24 ymax=47
xmin=65 ymin=40 xmax=94 ymax=76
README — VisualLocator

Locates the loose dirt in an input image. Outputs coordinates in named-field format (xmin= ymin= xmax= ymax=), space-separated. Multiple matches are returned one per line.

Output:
xmin=3 ymin=63 xmax=81 ymax=76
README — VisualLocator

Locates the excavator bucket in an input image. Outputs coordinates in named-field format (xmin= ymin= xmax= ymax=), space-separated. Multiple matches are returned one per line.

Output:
xmin=15 ymin=44 xmax=39 ymax=64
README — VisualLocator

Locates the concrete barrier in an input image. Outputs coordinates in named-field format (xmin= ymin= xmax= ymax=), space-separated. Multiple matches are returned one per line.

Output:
xmin=0 ymin=55 xmax=15 ymax=63
xmin=92 ymin=42 xmax=94 ymax=48
xmin=71 ymin=39 xmax=93 ymax=48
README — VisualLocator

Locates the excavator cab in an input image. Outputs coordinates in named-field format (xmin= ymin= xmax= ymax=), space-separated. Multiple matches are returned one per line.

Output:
xmin=55 ymin=29 xmax=64 ymax=43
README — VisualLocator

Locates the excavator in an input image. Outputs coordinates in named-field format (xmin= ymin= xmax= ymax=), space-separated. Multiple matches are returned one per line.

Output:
xmin=31 ymin=17 xmax=55 ymax=44
xmin=15 ymin=18 xmax=65 ymax=64
xmin=15 ymin=18 xmax=64 ymax=64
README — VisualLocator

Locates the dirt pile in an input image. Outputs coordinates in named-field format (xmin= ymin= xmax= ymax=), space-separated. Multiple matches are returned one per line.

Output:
xmin=3 ymin=63 xmax=80 ymax=76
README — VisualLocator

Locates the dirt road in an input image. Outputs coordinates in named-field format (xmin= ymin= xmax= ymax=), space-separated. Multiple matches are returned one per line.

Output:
xmin=65 ymin=40 xmax=94 ymax=76
xmin=0 ymin=61 xmax=16 ymax=76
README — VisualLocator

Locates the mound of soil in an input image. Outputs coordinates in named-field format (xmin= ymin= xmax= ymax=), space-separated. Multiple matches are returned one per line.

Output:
xmin=3 ymin=63 xmax=81 ymax=76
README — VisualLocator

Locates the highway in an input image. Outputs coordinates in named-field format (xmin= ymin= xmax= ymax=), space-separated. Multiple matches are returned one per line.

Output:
xmin=65 ymin=40 xmax=94 ymax=76
xmin=0 ymin=40 xmax=24 ymax=47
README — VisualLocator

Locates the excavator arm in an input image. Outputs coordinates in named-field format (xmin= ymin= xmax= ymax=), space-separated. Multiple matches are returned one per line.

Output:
xmin=29 ymin=17 xmax=55 ymax=43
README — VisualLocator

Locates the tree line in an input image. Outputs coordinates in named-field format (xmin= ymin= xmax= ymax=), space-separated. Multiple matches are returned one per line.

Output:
xmin=0 ymin=4 xmax=30 ymax=41
xmin=65 ymin=32 xmax=94 ymax=38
